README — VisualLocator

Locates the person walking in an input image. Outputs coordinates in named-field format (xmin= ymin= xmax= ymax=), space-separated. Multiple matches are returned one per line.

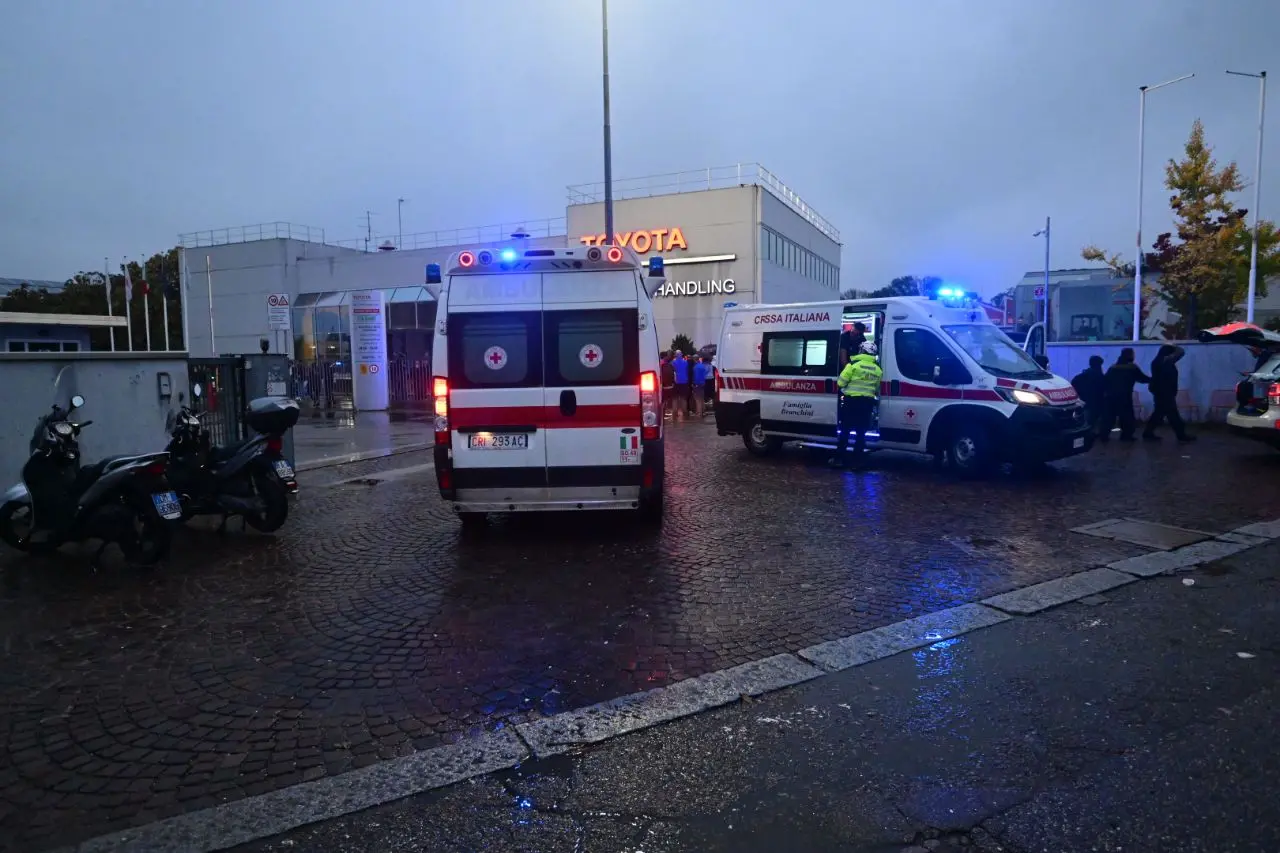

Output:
xmin=671 ymin=350 xmax=690 ymax=422
xmin=1098 ymin=347 xmax=1149 ymax=442
xmin=692 ymin=355 xmax=710 ymax=418
xmin=1071 ymin=355 xmax=1106 ymax=435
xmin=829 ymin=341 xmax=883 ymax=469
xmin=1143 ymin=344 xmax=1195 ymax=443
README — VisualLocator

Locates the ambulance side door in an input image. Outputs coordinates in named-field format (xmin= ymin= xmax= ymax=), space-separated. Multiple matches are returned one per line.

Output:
xmin=758 ymin=329 xmax=839 ymax=440
xmin=879 ymin=325 xmax=973 ymax=449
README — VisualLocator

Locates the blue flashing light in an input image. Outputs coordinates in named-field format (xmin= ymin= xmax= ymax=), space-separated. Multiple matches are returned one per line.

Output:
xmin=648 ymin=256 xmax=664 ymax=277
xmin=937 ymin=286 xmax=959 ymax=298
xmin=425 ymin=263 xmax=441 ymax=284
xmin=500 ymin=248 xmax=517 ymax=262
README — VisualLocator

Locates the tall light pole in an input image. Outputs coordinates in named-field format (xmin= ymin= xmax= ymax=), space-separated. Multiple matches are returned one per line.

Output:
xmin=601 ymin=0 xmax=614 ymax=245
xmin=1226 ymin=70 xmax=1267 ymax=324
xmin=397 ymin=197 xmax=406 ymax=249
xmin=1034 ymin=217 xmax=1051 ymax=332
xmin=1135 ymin=73 xmax=1195 ymax=341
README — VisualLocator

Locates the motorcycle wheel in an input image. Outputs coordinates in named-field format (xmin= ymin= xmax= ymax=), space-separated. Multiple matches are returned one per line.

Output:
xmin=243 ymin=471 xmax=289 ymax=533
xmin=119 ymin=506 xmax=172 ymax=566
xmin=0 ymin=500 xmax=55 ymax=554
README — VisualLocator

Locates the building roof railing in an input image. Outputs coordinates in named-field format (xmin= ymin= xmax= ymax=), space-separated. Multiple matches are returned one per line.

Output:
xmin=179 ymin=221 xmax=328 ymax=248
xmin=330 ymin=217 xmax=567 ymax=252
xmin=566 ymin=163 xmax=841 ymax=244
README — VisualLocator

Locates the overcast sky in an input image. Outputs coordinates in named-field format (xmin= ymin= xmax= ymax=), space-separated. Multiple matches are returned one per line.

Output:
xmin=1 ymin=0 xmax=1277 ymax=296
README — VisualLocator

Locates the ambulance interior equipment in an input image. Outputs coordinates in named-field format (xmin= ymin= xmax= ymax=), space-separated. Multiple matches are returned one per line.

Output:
xmin=427 ymin=245 xmax=667 ymax=523
xmin=714 ymin=288 xmax=1094 ymax=476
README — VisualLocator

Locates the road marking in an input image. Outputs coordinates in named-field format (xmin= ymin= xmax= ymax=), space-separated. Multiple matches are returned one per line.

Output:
xmin=55 ymin=517 xmax=1280 ymax=853
xmin=982 ymin=567 xmax=1137 ymax=614
xmin=517 ymin=654 xmax=823 ymax=759
xmin=59 ymin=730 xmax=526 ymax=853
xmin=797 ymin=604 xmax=1010 ymax=672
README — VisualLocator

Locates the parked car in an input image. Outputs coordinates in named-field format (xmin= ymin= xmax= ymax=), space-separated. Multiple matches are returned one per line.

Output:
xmin=1198 ymin=322 xmax=1280 ymax=449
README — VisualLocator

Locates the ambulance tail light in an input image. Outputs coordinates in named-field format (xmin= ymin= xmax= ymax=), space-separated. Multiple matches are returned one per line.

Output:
xmin=639 ymin=371 xmax=660 ymax=440
xmin=1269 ymin=382 xmax=1280 ymax=408
xmin=432 ymin=376 xmax=450 ymax=445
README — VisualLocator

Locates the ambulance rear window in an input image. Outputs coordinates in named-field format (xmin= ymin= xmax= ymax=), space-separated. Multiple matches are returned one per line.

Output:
xmin=450 ymin=311 xmax=542 ymax=389
xmin=545 ymin=309 xmax=638 ymax=386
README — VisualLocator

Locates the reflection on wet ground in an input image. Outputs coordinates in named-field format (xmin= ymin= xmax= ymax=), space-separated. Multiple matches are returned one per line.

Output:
xmin=292 ymin=409 xmax=434 ymax=469
xmin=0 ymin=425 xmax=1278 ymax=850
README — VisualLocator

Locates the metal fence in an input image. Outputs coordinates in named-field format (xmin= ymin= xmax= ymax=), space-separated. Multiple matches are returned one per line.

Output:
xmin=179 ymin=222 xmax=328 ymax=248
xmin=566 ymin=163 xmax=842 ymax=244
xmin=330 ymin=218 xmax=567 ymax=253
xmin=289 ymin=360 xmax=432 ymax=409
xmin=187 ymin=358 xmax=247 ymax=447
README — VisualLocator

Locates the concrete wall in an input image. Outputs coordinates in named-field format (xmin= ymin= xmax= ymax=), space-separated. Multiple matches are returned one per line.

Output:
xmin=182 ymin=239 xmax=361 ymax=358
xmin=1045 ymin=342 xmax=1258 ymax=422
xmin=1 ymin=322 xmax=92 ymax=352
xmin=758 ymin=187 xmax=841 ymax=308
xmin=0 ymin=353 xmax=191 ymax=482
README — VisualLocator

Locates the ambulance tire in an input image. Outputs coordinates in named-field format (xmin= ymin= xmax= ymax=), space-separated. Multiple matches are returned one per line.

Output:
xmin=742 ymin=415 xmax=781 ymax=456
xmin=943 ymin=423 xmax=996 ymax=478
xmin=638 ymin=491 xmax=664 ymax=525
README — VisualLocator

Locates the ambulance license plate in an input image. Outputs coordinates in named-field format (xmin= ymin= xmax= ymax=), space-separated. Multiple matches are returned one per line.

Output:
xmin=1072 ymin=437 xmax=1085 ymax=449
xmin=469 ymin=434 xmax=528 ymax=450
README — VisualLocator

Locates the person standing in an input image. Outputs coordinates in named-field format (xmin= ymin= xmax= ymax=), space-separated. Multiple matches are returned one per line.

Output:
xmin=829 ymin=341 xmax=883 ymax=469
xmin=671 ymin=350 xmax=690 ymax=422
xmin=1071 ymin=355 xmax=1106 ymax=435
xmin=692 ymin=355 xmax=710 ymax=418
xmin=660 ymin=353 xmax=675 ymax=419
xmin=1143 ymin=344 xmax=1195 ymax=443
xmin=1099 ymin=347 xmax=1149 ymax=442
xmin=839 ymin=321 xmax=868 ymax=367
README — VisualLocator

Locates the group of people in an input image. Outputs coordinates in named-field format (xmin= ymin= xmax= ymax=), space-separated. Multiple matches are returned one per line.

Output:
xmin=660 ymin=350 xmax=715 ymax=421
xmin=1070 ymin=345 xmax=1196 ymax=443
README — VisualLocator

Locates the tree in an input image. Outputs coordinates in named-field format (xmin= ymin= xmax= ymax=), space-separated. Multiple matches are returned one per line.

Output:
xmin=1082 ymin=119 xmax=1279 ymax=338
xmin=863 ymin=275 xmax=942 ymax=300
xmin=669 ymin=333 xmax=695 ymax=355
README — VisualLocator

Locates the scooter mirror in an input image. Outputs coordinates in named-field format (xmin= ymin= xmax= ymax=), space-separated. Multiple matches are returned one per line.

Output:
xmin=70 ymin=395 xmax=85 ymax=409
xmin=192 ymin=383 xmax=203 ymax=398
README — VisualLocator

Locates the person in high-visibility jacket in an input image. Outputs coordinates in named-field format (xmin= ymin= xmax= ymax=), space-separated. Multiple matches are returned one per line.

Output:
xmin=830 ymin=340 xmax=883 ymax=468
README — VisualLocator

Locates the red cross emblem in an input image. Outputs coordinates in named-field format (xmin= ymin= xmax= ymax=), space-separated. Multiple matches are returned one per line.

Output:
xmin=906 ymin=409 xmax=916 ymax=420
xmin=579 ymin=343 xmax=603 ymax=368
xmin=483 ymin=346 xmax=507 ymax=370
xmin=585 ymin=349 xmax=598 ymax=362
xmin=489 ymin=351 xmax=503 ymax=365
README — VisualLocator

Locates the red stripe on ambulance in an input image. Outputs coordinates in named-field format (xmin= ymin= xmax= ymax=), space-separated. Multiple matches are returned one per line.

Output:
xmin=450 ymin=404 xmax=641 ymax=429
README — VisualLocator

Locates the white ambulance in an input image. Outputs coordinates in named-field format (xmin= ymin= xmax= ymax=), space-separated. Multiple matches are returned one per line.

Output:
xmin=425 ymin=245 xmax=667 ymax=524
xmin=714 ymin=289 xmax=1095 ymax=475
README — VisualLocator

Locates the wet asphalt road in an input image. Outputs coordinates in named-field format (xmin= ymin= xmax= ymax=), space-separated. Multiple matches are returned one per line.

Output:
xmin=2 ymin=423 xmax=1279 ymax=850
xmin=238 ymin=538 xmax=1280 ymax=853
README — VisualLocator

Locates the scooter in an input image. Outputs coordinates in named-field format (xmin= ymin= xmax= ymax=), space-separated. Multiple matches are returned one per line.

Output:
xmin=164 ymin=384 xmax=299 ymax=533
xmin=0 ymin=391 xmax=182 ymax=568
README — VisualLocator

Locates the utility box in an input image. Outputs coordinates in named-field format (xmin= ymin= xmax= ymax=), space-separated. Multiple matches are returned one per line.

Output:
xmin=237 ymin=353 xmax=296 ymax=468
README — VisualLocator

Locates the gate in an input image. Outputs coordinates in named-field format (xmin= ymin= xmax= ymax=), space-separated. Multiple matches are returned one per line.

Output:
xmin=187 ymin=358 xmax=248 ymax=447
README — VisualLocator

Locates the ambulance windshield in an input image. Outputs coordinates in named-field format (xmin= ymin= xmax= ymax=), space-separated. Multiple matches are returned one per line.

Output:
xmin=942 ymin=324 xmax=1047 ymax=379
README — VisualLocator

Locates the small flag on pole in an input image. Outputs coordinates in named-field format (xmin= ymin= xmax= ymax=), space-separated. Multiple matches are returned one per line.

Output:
xmin=140 ymin=260 xmax=152 ymax=352
xmin=121 ymin=262 xmax=135 ymax=351
xmin=103 ymin=259 xmax=116 ymax=352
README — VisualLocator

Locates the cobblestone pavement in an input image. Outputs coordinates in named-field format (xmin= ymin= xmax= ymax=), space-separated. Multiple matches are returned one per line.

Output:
xmin=1 ymin=424 xmax=1278 ymax=851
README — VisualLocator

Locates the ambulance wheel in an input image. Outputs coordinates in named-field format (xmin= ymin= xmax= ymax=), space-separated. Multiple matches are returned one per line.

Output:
xmin=639 ymin=491 xmax=664 ymax=525
xmin=743 ymin=416 xmax=781 ymax=456
xmin=945 ymin=424 xmax=995 ymax=478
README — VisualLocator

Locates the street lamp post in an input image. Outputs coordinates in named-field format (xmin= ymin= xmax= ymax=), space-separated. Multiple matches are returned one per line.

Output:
xmin=397 ymin=197 xmax=406 ymax=249
xmin=601 ymin=0 xmax=614 ymax=245
xmin=1226 ymin=70 xmax=1268 ymax=324
xmin=1034 ymin=216 xmax=1051 ymax=332
xmin=1134 ymin=73 xmax=1195 ymax=342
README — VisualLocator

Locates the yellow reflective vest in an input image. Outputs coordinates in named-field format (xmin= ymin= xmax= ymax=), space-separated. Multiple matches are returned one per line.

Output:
xmin=837 ymin=354 xmax=883 ymax=398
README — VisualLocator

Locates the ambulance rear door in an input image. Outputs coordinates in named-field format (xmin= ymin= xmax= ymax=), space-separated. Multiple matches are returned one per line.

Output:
xmin=757 ymin=327 xmax=840 ymax=441
xmin=540 ymin=269 xmax=645 ymax=493
xmin=445 ymin=273 xmax=549 ymax=494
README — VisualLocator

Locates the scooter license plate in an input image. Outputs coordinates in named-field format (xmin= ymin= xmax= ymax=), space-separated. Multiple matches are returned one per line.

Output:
xmin=1072 ymin=437 xmax=1085 ymax=449
xmin=152 ymin=491 xmax=183 ymax=520
xmin=273 ymin=460 xmax=294 ymax=479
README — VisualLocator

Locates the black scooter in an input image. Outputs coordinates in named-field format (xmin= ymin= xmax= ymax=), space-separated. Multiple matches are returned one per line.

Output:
xmin=165 ymin=384 xmax=299 ymax=533
xmin=0 ymin=392 xmax=181 ymax=567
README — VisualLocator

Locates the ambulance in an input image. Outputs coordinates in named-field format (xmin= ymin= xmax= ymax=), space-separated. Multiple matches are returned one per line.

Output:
xmin=425 ymin=245 xmax=667 ymax=524
xmin=714 ymin=288 xmax=1095 ymax=475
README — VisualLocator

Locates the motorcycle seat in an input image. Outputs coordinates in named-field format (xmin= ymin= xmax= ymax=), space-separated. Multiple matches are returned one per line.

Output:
xmin=208 ymin=438 xmax=256 ymax=465
xmin=78 ymin=454 xmax=137 ymax=482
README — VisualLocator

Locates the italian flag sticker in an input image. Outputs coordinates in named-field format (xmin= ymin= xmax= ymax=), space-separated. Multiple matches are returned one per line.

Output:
xmin=620 ymin=435 xmax=639 ymax=450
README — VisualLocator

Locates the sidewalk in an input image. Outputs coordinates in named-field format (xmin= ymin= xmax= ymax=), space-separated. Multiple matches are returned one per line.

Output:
xmin=291 ymin=410 xmax=433 ymax=471
xmin=236 ymin=539 xmax=1280 ymax=853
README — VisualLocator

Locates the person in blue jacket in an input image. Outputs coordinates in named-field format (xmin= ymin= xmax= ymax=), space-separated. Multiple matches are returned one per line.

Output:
xmin=692 ymin=355 xmax=711 ymax=417
xmin=671 ymin=351 xmax=690 ymax=422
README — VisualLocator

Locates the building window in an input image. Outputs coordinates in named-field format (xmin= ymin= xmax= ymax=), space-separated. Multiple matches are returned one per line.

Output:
xmin=5 ymin=339 xmax=81 ymax=352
